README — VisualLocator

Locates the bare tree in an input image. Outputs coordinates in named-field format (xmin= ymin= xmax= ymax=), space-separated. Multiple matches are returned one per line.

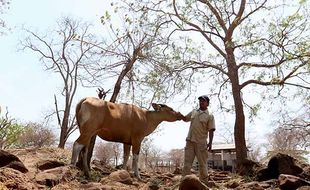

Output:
xmin=274 ymin=101 xmax=310 ymax=149
xmin=0 ymin=0 xmax=10 ymax=35
xmin=111 ymin=143 xmax=122 ymax=167
xmin=94 ymin=141 xmax=114 ymax=165
xmin=168 ymin=148 xmax=184 ymax=169
xmin=266 ymin=126 xmax=308 ymax=162
xmin=20 ymin=17 xmax=102 ymax=148
xmin=121 ymin=0 xmax=310 ymax=172
xmin=247 ymin=143 xmax=263 ymax=163
xmin=147 ymin=146 xmax=163 ymax=172
xmin=94 ymin=141 xmax=122 ymax=167
xmin=140 ymin=137 xmax=154 ymax=169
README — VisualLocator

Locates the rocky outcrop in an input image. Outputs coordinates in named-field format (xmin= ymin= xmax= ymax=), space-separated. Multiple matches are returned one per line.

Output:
xmin=0 ymin=148 xmax=309 ymax=190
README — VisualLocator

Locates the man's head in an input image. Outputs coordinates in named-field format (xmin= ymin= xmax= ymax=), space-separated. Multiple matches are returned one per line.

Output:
xmin=198 ymin=95 xmax=209 ymax=110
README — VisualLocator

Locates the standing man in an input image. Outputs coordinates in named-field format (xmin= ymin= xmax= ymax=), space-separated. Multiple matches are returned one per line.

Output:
xmin=181 ymin=95 xmax=216 ymax=185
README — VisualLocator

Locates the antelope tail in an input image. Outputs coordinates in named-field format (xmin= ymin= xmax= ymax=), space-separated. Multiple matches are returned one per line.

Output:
xmin=75 ymin=98 xmax=87 ymax=129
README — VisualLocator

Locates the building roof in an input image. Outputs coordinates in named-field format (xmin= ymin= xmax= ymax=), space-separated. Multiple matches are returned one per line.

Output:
xmin=212 ymin=143 xmax=235 ymax=151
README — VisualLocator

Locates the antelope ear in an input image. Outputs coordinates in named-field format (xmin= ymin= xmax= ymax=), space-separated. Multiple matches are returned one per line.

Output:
xmin=152 ymin=103 xmax=161 ymax=111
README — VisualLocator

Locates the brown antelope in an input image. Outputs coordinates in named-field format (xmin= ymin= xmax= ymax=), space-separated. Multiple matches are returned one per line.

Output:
xmin=70 ymin=97 xmax=184 ymax=179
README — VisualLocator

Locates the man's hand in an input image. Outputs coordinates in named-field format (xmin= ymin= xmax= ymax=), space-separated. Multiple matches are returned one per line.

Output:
xmin=206 ymin=142 xmax=212 ymax=151
xmin=180 ymin=114 xmax=187 ymax=121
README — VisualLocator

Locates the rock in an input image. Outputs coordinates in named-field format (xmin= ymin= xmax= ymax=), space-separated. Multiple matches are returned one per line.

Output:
xmin=5 ymin=160 xmax=29 ymax=173
xmin=0 ymin=167 xmax=38 ymax=190
xmin=79 ymin=182 xmax=114 ymax=190
xmin=92 ymin=159 xmax=114 ymax=175
xmin=300 ymin=166 xmax=310 ymax=181
xmin=238 ymin=181 xmax=265 ymax=190
xmin=297 ymin=186 xmax=310 ymax=190
xmin=146 ymin=177 xmax=162 ymax=190
xmin=0 ymin=149 xmax=28 ymax=173
xmin=179 ymin=174 xmax=209 ymax=190
xmin=279 ymin=174 xmax=310 ymax=190
xmin=36 ymin=172 xmax=60 ymax=187
xmin=261 ymin=179 xmax=279 ymax=189
xmin=237 ymin=179 xmax=277 ymax=189
xmin=37 ymin=160 xmax=65 ymax=171
xmin=35 ymin=165 xmax=79 ymax=187
xmin=238 ymin=159 xmax=262 ymax=177
xmin=173 ymin=167 xmax=182 ymax=175
xmin=256 ymin=168 xmax=271 ymax=181
xmin=108 ymin=169 xmax=133 ymax=185
xmin=225 ymin=180 xmax=239 ymax=188
xmin=271 ymin=154 xmax=302 ymax=176
xmin=257 ymin=153 xmax=303 ymax=181
xmin=0 ymin=150 xmax=20 ymax=166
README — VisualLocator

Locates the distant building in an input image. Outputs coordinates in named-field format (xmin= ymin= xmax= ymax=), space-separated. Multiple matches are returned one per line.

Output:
xmin=193 ymin=143 xmax=238 ymax=172
xmin=208 ymin=143 xmax=237 ymax=172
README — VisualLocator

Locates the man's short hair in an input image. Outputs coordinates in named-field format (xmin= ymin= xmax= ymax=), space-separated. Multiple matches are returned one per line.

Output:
xmin=198 ymin=95 xmax=210 ymax=103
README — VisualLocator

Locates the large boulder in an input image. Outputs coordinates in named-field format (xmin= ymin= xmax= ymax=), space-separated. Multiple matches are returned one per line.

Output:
xmin=0 ymin=149 xmax=28 ymax=173
xmin=257 ymin=153 xmax=303 ymax=181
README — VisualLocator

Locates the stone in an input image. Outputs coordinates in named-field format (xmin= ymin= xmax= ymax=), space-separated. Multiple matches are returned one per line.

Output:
xmin=37 ymin=160 xmax=66 ymax=171
xmin=108 ymin=169 xmax=133 ymax=185
xmin=179 ymin=174 xmax=209 ymax=190
xmin=279 ymin=174 xmax=310 ymax=190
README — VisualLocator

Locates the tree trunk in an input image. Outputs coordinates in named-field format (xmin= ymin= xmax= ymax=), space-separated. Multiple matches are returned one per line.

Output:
xmin=58 ymin=107 xmax=70 ymax=149
xmin=226 ymin=49 xmax=248 ymax=172
xmin=58 ymin=133 xmax=66 ymax=148
xmin=58 ymin=122 xmax=68 ymax=148
xmin=232 ymin=87 xmax=247 ymax=168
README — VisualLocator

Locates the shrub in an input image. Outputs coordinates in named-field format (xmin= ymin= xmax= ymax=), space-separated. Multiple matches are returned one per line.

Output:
xmin=0 ymin=108 xmax=24 ymax=149
xmin=17 ymin=122 xmax=56 ymax=148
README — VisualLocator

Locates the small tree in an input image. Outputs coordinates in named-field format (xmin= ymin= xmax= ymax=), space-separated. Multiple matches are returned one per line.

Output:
xmin=0 ymin=107 xmax=24 ymax=149
xmin=17 ymin=122 xmax=56 ymax=148
xmin=168 ymin=148 xmax=184 ymax=169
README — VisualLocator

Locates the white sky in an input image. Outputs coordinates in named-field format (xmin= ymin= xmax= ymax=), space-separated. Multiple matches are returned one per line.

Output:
xmin=0 ymin=0 xmax=274 ymax=154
